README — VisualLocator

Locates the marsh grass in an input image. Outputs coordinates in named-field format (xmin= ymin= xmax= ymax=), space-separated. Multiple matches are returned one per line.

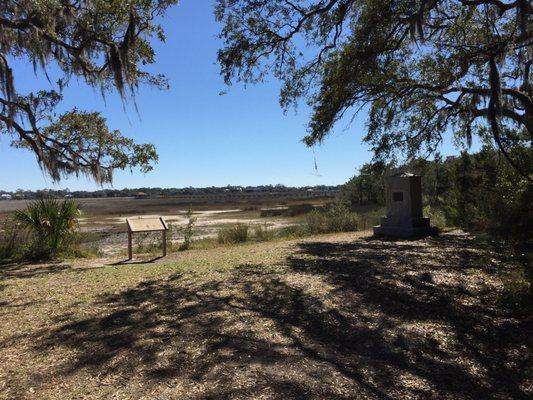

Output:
xmin=218 ymin=223 xmax=249 ymax=244
xmin=253 ymin=223 xmax=275 ymax=241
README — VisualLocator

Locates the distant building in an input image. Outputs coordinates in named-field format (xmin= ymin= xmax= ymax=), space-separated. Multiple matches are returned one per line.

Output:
xmin=134 ymin=192 xmax=149 ymax=199
xmin=0 ymin=194 xmax=12 ymax=200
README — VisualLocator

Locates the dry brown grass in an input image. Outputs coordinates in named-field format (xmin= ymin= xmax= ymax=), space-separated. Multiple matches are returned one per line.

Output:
xmin=0 ymin=231 xmax=531 ymax=399
xmin=0 ymin=197 xmax=330 ymax=217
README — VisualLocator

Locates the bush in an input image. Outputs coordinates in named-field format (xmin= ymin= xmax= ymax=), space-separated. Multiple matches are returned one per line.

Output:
xmin=304 ymin=210 xmax=325 ymax=234
xmin=218 ymin=223 xmax=249 ymax=244
xmin=253 ymin=223 xmax=275 ymax=241
xmin=179 ymin=208 xmax=197 ymax=250
xmin=14 ymin=197 xmax=81 ymax=259
xmin=304 ymin=203 xmax=359 ymax=234
xmin=443 ymin=149 xmax=532 ymax=242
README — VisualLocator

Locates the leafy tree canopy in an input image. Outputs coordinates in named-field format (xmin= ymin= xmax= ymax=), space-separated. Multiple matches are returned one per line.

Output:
xmin=216 ymin=0 xmax=532 ymax=179
xmin=0 ymin=0 xmax=177 ymax=183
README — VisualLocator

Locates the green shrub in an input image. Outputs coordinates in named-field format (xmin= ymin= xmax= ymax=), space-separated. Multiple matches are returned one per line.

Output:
xmin=218 ymin=223 xmax=249 ymax=244
xmin=14 ymin=197 xmax=81 ymax=259
xmin=304 ymin=203 xmax=359 ymax=234
xmin=304 ymin=210 xmax=325 ymax=234
xmin=179 ymin=208 xmax=197 ymax=250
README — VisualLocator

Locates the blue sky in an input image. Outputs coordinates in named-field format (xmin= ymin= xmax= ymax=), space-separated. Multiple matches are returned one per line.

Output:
xmin=0 ymin=1 xmax=459 ymax=192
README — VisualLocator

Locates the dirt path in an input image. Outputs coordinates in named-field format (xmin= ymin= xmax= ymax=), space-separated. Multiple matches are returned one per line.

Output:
xmin=0 ymin=231 xmax=531 ymax=399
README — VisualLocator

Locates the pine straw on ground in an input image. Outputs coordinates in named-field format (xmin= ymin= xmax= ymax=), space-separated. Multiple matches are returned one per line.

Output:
xmin=0 ymin=231 xmax=531 ymax=400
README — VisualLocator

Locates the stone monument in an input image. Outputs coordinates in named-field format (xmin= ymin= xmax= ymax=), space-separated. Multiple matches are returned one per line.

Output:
xmin=373 ymin=173 xmax=436 ymax=238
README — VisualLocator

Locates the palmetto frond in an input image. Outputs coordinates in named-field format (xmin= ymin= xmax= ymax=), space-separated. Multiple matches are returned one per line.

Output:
xmin=14 ymin=197 xmax=80 ymax=255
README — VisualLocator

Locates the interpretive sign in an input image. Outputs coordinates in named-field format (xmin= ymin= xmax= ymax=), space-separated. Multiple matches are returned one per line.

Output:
xmin=127 ymin=217 xmax=168 ymax=233
xmin=126 ymin=217 xmax=169 ymax=259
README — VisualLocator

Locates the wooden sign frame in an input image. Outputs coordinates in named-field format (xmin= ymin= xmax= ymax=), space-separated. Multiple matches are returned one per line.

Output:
xmin=126 ymin=217 xmax=169 ymax=259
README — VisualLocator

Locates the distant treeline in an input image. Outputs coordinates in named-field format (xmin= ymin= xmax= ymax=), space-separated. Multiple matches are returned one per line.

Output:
xmin=0 ymin=184 xmax=340 ymax=200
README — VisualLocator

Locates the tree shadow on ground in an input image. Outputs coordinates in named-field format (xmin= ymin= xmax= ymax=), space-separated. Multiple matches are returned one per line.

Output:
xmin=0 ymin=262 xmax=72 ymax=280
xmin=28 ymin=233 xmax=531 ymax=399
xmin=107 ymin=256 xmax=165 ymax=266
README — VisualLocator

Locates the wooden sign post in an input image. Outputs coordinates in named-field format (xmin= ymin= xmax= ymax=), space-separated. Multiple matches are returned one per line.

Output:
xmin=126 ymin=217 xmax=169 ymax=260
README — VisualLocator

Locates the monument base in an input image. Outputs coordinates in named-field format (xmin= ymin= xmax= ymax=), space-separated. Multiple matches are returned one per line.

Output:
xmin=373 ymin=216 xmax=437 ymax=238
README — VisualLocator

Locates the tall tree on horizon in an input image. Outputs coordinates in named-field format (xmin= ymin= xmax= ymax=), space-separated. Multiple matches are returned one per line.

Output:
xmin=216 ymin=0 xmax=532 ymax=180
xmin=0 ymin=0 xmax=179 ymax=184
